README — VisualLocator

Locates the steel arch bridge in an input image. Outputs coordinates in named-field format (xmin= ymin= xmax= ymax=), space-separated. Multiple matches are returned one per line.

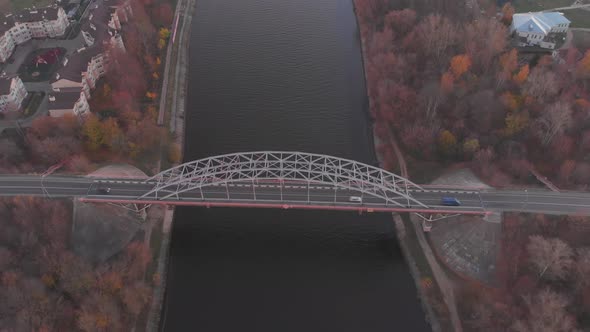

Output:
xmin=141 ymin=151 xmax=428 ymax=208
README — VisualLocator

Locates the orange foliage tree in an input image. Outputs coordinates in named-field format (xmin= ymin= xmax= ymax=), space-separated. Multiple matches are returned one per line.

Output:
xmin=450 ymin=54 xmax=472 ymax=78
xmin=513 ymin=64 xmax=529 ymax=85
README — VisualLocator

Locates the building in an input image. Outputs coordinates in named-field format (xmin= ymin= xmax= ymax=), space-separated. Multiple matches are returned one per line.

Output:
xmin=0 ymin=6 xmax=69 ymax=63
xmin=53 ymin=0 xmax=131 ymax=100
xmin=81 ymin=0 xmax=127 ymax=52
xmin=0 ymin=17 xmax=16 ymax=62
xmin=0 ymin=76 xmax=27 ymax=112
xmin=48 ymin=90 xmax=90 ymax=118
xmin=52 ymin=46 xmax=105 ymax=99
xmin=14 ymin=6 xmax=69 ymax=39
xmin=511 ymin=12 xmax=570 ymax=49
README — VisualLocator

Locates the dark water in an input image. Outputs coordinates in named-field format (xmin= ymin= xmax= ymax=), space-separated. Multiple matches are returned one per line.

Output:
xmin=161 ymin=0 xmax=430 ymax=330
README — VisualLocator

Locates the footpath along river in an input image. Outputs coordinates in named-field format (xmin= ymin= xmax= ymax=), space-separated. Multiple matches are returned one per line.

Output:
xmin=160 ymin=0 xmax=430 ymax=330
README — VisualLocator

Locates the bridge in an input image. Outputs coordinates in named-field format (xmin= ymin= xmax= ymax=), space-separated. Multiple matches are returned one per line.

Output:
xmin=1 ymin=151 xmax=590 ymax=219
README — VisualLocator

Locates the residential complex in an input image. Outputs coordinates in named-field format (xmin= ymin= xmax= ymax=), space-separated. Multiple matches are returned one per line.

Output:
xmin=0 ymin=76 xmax=27 ymax=112
xmin=510 ymin=12 xmax=570 ymax=49
xmin=50 ymin=0 xmax=132 ymax=118
xmin=0 ymin=6 xmax=69 ymax=63
xmin=0 ymin=0 xmax=132 ymax=115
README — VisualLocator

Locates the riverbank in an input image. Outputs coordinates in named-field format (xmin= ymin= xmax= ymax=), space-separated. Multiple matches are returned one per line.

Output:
xmin=145 ymin=0 xmax=195 ymax=329
xmin=351 ymin=3 xmax=457 ymax=331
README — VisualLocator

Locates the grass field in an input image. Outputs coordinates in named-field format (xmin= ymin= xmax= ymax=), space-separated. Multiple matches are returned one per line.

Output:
xmin=10 ymin=0 xmax=54 ymax=11
xmin=20 ymin=92 xmax=45 ymax=118
xmin=561 ymin=9 xmax=590 ymax=28
xmin=572 ymin=29 xmax=590 ymax=50
xmin=513 ymin=0 xmax=572 ymax=13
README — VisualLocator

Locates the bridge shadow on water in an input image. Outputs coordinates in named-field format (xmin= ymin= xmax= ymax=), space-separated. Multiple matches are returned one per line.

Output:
xmin=162 ymin=207 xmax=430 ymax=332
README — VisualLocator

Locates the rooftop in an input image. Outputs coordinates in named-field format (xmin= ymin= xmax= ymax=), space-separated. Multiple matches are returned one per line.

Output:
xmin=14 ymin=6 xmax=61 ymax=23
xmin=48 ymin=91 xmax=82 ymax=110
xmin=0 ymin=77 xmax=12 ymax=95
xmin=54 ymin=46 xmax=103 ymax=83
xmin=513 ymin=12 xmax=571 ymax=34
xmin=0 ymin=16 xmax=16 ymax=35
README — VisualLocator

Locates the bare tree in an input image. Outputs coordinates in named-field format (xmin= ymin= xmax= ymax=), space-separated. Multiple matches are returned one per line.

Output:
xmin=526 ymin=235 xmax=574 ymax=280
xmin=574 ymin=247 xmax=590 ymax=290
xmin=414 ymin=14 xmax=458 ymax=64
xmin=524 ymin=68 xmax=559 ymax=101
xmin=464 ymin=18 xmax=507 ymax=74
xmin=512 ymin=289 xmax=579 ymax=332
xmin=535 ymin=102 xmax=572 ymax=146
xmin=419 ymin=82 xmax=444 ymax=122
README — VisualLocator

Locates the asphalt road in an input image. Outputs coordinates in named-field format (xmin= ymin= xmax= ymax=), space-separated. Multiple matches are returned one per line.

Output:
xmin=1 ymin=175 xmax=590 ymax=216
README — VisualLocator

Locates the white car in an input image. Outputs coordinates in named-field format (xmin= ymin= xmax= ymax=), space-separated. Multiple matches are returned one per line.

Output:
xmin=349 ymin=196 xmax=362 ymax=203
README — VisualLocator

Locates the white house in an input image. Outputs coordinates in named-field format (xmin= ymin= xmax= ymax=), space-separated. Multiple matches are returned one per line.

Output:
xmin=511 ymin=12 xmax=570 ymax=49
xmin=0 ymin=76 xmax=27 ymax=112
xmin=48 ymin=90 xmax=90 ymax=118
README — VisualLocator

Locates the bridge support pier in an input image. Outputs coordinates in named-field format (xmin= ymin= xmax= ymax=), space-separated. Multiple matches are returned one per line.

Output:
xmin=109 ymin=202 xmax=150 ymax=220
xmin=413 ymin=212 xmax=460 ymax=232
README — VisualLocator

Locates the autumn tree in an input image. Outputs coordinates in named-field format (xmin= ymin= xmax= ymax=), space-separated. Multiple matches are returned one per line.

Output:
xmin=501 ymin=3 xmax=515 ymax=25
xmin=151 ymin=3 xmax=174 ymax=27
xmin=121 ymin=281 xmax=151 ymax=317
xmin=577 ymin=50 xmax=590 ymax=78
xmin=384 ymin=9 xmax=416 ymax=35
xmin=574 ymin=247 xmax=590 ymax=290
xmin=440 ymin=71 xmax=454 ymax=93
xmin=450 ymin=54 xmax=472 ymax=78
xmin=558 ymin=160 xmax=576 ymax=184
xmin=497 ymin=49 xmax=518 ymax=87
xmin=354 ymin=0 xmax=389 ymax=23
xmin=513 ymin=64 xmax=530 ymax=85
xmin=464 ymin=18 xmax=507 ymax=73
xmin=535 ymin=101 xmax=572 ymax=146
xmin=504 ymin=111 xmax=529 ymax=137
xmin=526 ymin=235 xmax=574 ymax=280
xmin=512 ymin=289 xmax=578 ymax=332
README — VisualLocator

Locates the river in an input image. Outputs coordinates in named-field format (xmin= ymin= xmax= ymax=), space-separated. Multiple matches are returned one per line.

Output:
xmin=161 ymin=0 xmax=430 ymax=331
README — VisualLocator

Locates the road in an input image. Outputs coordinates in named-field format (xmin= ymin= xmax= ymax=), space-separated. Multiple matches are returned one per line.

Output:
xmin=2 ymin=175 xmax=590 ymax=216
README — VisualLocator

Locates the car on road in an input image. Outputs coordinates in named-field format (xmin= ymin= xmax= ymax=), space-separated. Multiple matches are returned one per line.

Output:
xmin=349 ymin=196 xmax=362 ymax=203
xmin=98 ymin=187 xmax=111 ymax=194
xmin=441 ymin=197 xmax=461 ymax=206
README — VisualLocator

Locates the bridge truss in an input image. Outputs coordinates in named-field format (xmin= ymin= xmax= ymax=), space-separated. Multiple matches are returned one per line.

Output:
xmin=141 ymin=151 xmax=430 ymax=208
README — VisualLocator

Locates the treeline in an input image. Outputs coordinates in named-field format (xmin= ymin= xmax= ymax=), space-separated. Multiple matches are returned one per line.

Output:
xmin=355 ymin=0 xmax=590 ymax=188
xmin=0 ymin=0 xmax=177 ymax=174
xmin=458 ymin=214 xmax=590 ymax=331
xmin=0 ymin=197 xmax=153 ymax=331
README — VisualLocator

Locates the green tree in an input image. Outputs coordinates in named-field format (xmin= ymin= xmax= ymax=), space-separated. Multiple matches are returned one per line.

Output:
xmin=82 ymin=115 xmax=105 ymax=151
xmin=158 ymin=28 xmax=171 ymax=40
xmin=504 ymin=111 xmax=529 ymax=136
xmin=438 ymin=130 xmax=457 ymax=155
xmin=463 ymin=138 xmax=480 ymax=155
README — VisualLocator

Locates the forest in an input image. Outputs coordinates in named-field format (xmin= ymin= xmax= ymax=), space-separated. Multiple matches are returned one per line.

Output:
xmin=354 ymin=0 xmax=590 ymax=330
xmin=355 ymin=0 xmax=590 ymax=189
xmin=0 ymin=197 xmax=153 ymax=331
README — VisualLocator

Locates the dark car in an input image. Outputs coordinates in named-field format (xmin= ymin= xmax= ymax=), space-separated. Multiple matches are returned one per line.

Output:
xmin=98 ymin=187 xmax=111 ymax=194
xmin=441 ymin=197 xmax=461 ymax=206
